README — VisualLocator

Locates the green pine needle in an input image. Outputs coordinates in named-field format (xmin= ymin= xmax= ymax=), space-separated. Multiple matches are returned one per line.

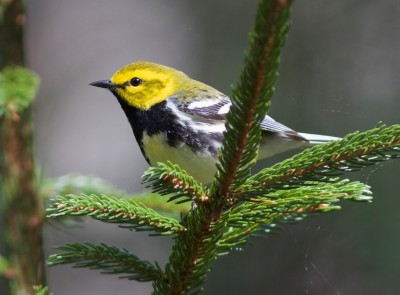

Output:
xmin=230 ymin=180 xmax=372 ymax=227
xmin=239 ymin=123 xmax=400 ymax=196
xmin=218 ymin=180 xmax=371 ymax=252
xmin=0 ymin=255 xmax=10 ymax=276
xmin=154 ymin=208 xmax=229 ymax=294
xmin=217 ymin=224 xmax=260 ymax=252
xmin=42 ymin=174 xmax=190 ymax=215
xmin=0 ymin=66 xmax=39 ymax=117
xmin=32 ymin=285 xmax=52 ymax=295
xmin=47 ymin=194 xmax=186 ymax=235
xmin=142 ymin=161 xmax=208 ymax=203
xmin=48 ymin=243 xmax=163 ymax=282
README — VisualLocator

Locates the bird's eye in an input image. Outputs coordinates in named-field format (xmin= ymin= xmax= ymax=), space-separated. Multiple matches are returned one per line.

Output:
xmin=130 ymin=77 xmax=142 ymax=87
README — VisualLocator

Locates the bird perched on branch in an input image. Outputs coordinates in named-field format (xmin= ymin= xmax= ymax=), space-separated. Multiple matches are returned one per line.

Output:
xmin=91 ymin=62 xmax=339 ymax=184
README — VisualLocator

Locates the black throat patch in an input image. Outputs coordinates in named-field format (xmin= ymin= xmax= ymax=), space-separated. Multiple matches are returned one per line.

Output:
xmin=113 ymin=94 xmax=222 ymax=163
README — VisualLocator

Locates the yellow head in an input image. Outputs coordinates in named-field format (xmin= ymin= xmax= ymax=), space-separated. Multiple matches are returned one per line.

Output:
xmin=91 ymin=62 xmax=193 ymax=110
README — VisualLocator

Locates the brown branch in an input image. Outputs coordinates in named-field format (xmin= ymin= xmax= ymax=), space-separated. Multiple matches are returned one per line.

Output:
xmin=0 ymin=1 xmax=46 ymax=293
xmin=0 ymin=0 xmax=24 ymax=67
xmin=1 ymin=109 xmax=46 ymax=293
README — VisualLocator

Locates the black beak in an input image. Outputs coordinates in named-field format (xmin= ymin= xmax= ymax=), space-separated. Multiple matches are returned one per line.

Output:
xmin=89 ymin=79 xmax=113 ymax=89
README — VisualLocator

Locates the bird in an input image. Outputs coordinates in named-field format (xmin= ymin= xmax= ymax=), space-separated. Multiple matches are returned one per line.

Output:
xmin=90 ymin=61 xmax=339 ymax=184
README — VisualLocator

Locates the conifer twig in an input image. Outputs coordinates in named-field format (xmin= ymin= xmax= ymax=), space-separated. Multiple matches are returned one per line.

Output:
xmin=48 ymin=243 xmax=163 ymax=282
xmin=47 ymin=194 xmax=186 ymax=235
xmin=43 ymin=174 xmax=190 ymax=214
xmin=218 ymin=180 xmax=371 ymax=252
xmin=212 ymin=0 xmax=293 ymax=199
xmin=142 ymin=162 xmax=208 ymax=203
xmin=238 ymin=123 xmax=400 ymax=196
xmin=152 ymin=1 xmax=294 ymax=294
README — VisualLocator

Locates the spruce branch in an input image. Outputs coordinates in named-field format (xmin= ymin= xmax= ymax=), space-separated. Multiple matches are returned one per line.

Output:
xmin=48 ymin=243 xmax=163 ymax=282
xmin=0 ymin=255 xmax=12 ymax=277
xmin=153 ymin=208 xmax=229 ymax=294
xmin=142 ymin=161 xmax=208 ymax=203
xmin=42 ymin=174 xmax=190 ymax=215
xmin=218 ymin=180 xmax=371 ymax=252
xmin=238 ymin=123 xmax=400 ymax=196
xmin=212 ymin=0 xmax=293 ymax=199
xmin=47 ymin=194 xmax=186 ymax=235
xmin=32 ymin=285 xmax=52 ymax=295
xmin=0 ymin=66 xmax=39 ymax=117
xmin=230 ymin=180 xmax=372 ymax=227
xmin=153 ymin=1 xmax=295 ymax=294
xmin=217 ymin=224 xmax=260 ymax=253
xmin=266 ymin=179 xmax=372 ymax=202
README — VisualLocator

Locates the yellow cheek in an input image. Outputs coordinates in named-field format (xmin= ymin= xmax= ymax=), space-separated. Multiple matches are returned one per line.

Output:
xmin=116 ymin=84 xmax=175 ymax=110
xmin=116 ymin=88 xmax=146 ymax=107
xmin=111 ymin=69 xmax=178 ymax=110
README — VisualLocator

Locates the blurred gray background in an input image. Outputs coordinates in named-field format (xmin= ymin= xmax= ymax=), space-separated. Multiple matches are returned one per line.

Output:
xmin=23 ymin=0 xmax=400 ymax=294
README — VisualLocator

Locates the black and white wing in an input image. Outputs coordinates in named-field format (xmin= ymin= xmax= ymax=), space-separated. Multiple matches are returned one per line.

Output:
xmin=165 ymin=90 xmax=229 ymax=158
xmin=169 ymin=89 xmax=307 ymax=142
xmin=167 ymin=90 xmax=338 ymax=159
xmin=168 ymin=90 xmax=231 ymax=121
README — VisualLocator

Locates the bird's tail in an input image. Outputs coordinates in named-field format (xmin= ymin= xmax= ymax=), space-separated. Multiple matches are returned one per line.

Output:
xmin=298 ymin=132 xmax=341 ymax=145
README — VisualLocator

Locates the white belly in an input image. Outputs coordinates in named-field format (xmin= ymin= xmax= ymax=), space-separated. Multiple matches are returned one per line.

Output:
xmin=142 ymin=132 xmax=218 ymax=184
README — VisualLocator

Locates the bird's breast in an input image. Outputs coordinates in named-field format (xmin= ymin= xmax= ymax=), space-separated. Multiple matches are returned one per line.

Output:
xmin=141 ymin=132 xmax=218 ymax=184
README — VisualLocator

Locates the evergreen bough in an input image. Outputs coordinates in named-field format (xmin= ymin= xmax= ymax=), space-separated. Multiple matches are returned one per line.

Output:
xmin=46 ymin=0 xmax=400 ymax=294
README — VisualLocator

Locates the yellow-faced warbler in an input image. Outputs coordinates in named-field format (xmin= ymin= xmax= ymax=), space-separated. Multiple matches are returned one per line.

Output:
xmin=90 ymin=62 xmax=339 ymax=184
